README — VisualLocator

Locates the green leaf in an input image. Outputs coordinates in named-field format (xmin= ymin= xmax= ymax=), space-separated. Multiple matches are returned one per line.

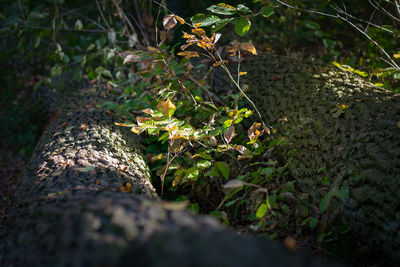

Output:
xmin=215 ymin=161 xmax=230 ymax=179
xmin=336 ymin=188 xmax=349 ymax=200
xmin=319 ymin=190 xmax=335 ymax=212
xmin=196 ymin=160 xmax=212 ymax=169
xmin=310 ymin=217 xmax=318 ymax=228
xmin=260 ymin=5 xmax=274 ymax=18
xmin=185 ymin=167 xmax=199 ymax=180
xmin=207 ymin=4 xmax=236 ymax=15
xmin=304 ymin=20 xmax=320 ymax=30
xmin=256 ymin=203 xmax=268 ymax=218
xmin=191 ymin=13 xmax=221 ymax=27
xmin=205 ymin=166 xmax=220 ymax=177
xmin=211 ymin=18 xmax=234 ymax=33
xmin=50 ymin=64 xmax=63 ymax=77
xmin=95 ymin=66 xmax=112 ymax=79
xmin=234 ymin=17 xmax=251 ymax=36
xmin=188 ymin=203 xmax=200 ymax=213
xmin=236 ymin=4 xmax=252 ymax=14
xmin=260 ymin=167 xmax=274 ymax=179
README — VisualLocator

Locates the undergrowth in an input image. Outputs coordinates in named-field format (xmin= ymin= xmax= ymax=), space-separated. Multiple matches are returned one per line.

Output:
xmin=1 ymin=0 xmax=399 ymax=263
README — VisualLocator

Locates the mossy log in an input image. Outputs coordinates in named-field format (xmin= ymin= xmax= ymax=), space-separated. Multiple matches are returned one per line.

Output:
xmin=0 ymin=82 xmax=331 ymax=266
xmin=212 ymin=54 xmax=400 ymax=263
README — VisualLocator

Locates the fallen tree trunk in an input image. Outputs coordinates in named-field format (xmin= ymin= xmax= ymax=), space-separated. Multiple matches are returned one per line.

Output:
xmin=0 ymin=82 xmax=331 ymax=266
xmin=212 ymin=54 xmax=400 ymax=263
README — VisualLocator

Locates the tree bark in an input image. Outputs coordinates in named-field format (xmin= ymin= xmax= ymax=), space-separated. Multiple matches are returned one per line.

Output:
xmin=0 ymin=81 xmax=331 ymax=266
xmin=212 ymin=54 xmax=400 ymax=263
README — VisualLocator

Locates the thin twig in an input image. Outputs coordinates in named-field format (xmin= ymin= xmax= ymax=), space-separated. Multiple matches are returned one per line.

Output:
xmin=95 ymin=0 xmax=112 ymax=30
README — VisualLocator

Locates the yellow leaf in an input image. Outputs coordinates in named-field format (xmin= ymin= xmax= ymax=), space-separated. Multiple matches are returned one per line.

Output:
xmin=218 ymin=3 xmax=236 ymax=10
xmin=240 ymin=42 xmax=257 ymax=55
xmin=248 ymin=122 xmax=264 ymax=141
xmin=125 ymin=182 xmax=132 ymax=192
xmin=150 ymin=153 xmax=164 ymax=163
xmin=213 ymin=60 xmax=228 ymax=67
xmin=182 ymin=31 xmax=196 ymax=39
xmin=196 ymin=40 xmax=213 ymax=50
xmin=393 ymin=54 xmax=400 ymax=58
xmin=130 ymin=126 xmax=141 ymax=134
xmin=192 ymin=28 xmax=206 ymax=36
xmin=177 ymin=51 xmax=200 ymax=58
xmin=114 ymin=122 xmax=136 ymax=127
xmin=158 ymin=97 xmax=176 ymax=117
xmin=174 ymin=15 xmax=185 ymax=24
xmin=172 ymin=170 xmax=184 ymax=186
xmin=239 ymin=72 xmax=247 ymax=76
xmin=194 ymin=23 xmax=201 ymax=28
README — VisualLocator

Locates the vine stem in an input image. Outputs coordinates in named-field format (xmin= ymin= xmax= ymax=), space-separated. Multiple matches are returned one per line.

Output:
xmin=215 ymin=51 xmax=265 ymax=126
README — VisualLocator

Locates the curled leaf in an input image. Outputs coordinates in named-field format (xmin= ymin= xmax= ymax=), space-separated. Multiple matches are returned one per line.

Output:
xmin=158 ymin=97 xmax=176 ymax=117
xmin=248 ymin=122 xmax=264 ymax=141
xmin=177 ymin=51 xmax=200 ymax=58
xmin=123 ymin=53 xmax=140 ymax=64
xmin=211 ymin=32 xmax=221 ymax=44
xmin=240 ymin=42 xmax=257 ymax=55
xmin=163 ymin=14 xmax=177 ymax=30
xmin=224 ymin=126 xmax=236 ymax=144
xmin=192 ymin=28 xmax=206 ymax=36
xmin=223 ymin=179 xmax=246 ymax=190
xmin=182 ymin=31 xmax=196 ymax=39
xmin=174 ymin=15 xmax=185 ymax=24
xmin=213 ymin=60 xmax=228 ymax=67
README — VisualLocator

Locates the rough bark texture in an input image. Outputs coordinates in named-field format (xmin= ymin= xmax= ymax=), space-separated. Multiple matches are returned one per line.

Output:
xmin=1 ymin=82 xmax=332 ymax=266
xmin=212 ymin=54 xmax=400 ymax=263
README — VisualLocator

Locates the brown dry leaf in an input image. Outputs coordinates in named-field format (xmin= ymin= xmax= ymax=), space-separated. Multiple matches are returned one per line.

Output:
xmin=240 ymin=42 xmax=257 ymax=55
xmin=141 ymin=108 xmax=154 ymax=115
xmin=80 ymin=124 xmax=88 ymax=131
xmin=95 ymin=178 xmax=100 ymax=185
xmin=136 ymin=116 xmax=151 ymax=125
xmin=224 ymin=126 xmax=236 ymax=144
xmin=248 ymin=122 xmax=264 ymax=140
xmin=118 ymin=182 xmax=132 ymax=193
xmin=177 ymin=51 xmax=200 ymax=58
xmin=213 ymin=60 xmax=228 ymax=67
xmin=192 ymin=28 xmax=206 ymax=36
xmin=283 ymin=237 xmax=298 ymax=251
xmin=123 ymin=53 xmax=140 ymax=64
xmin=181 ymin=43 xmax=193 ymax=51
xmin=262 ymin=124 xmax=271 ymax=135
xmin=125 ymin=182 xmax=132 ymax=192
xmin=172 ymin=170 xmax=184 ymax=187
xmin=158 ymin=97 xmax=176 ymax=117
xmin=163 ymin=14 xmax=177 ymax=30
